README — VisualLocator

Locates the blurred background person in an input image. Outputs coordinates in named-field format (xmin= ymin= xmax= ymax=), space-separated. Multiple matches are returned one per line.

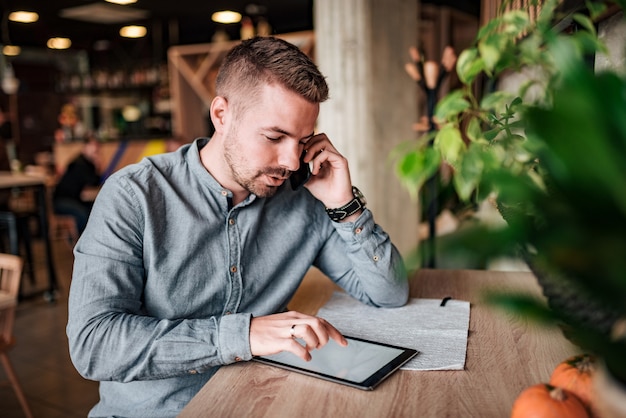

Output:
xmin=52 ymin=136 xmax=102 ymax=234
xmin=0 ymin=106 xmax=14 ymax=210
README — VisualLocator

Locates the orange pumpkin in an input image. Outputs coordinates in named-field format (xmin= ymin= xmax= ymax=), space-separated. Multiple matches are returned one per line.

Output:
xmin=511 ymin=383 xmax=589 ymax=418
xmin=550 ymin=354 xmax=597 ymax=416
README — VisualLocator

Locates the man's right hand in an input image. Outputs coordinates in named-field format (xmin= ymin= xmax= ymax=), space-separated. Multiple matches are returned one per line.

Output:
xmin=250 ymin=311 xmax=348 ymax=361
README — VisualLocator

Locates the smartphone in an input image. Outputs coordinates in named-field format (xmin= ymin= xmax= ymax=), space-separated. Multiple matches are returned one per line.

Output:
xmin=290 ymin=150 xmax=311 ymax=190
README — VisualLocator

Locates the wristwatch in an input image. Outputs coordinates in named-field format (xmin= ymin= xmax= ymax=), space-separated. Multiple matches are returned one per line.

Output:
xmin=325 ymin=186 xmax=367 ymax=222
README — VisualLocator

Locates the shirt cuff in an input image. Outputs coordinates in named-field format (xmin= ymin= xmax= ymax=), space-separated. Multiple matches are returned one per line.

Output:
xmin=218 ymin=312 xmax=253 ymax=364
xmin=330 ymin=208 xmax=373 ymax=239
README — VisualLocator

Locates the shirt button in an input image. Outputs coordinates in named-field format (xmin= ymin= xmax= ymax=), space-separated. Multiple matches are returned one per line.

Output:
xmin=234 ymin=357 xmax=242 ymax=362
xmin=189 ymin=370 xmax=198 ymax=374
xmin=229 ymin=218 xmax=235 ymax=225
xmin=230 ymin=265 xmax=237 ymax=273
xmin=355 ymin=227 xmax=362 ymax=234
xmin=221 ymin=190 xmax=228 ymax=196
xmin=372 ymin=255 xmax=380 ymax=262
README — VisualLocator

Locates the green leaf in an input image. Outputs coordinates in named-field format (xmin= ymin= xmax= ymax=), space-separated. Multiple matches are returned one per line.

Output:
xmin=518 ymin=32 xmax=544 ymax=65
xmin=501 ymin=10 xmax=530 ymax=35
xmin=476 ymin=15 xmax=504 ymax=40
xmin=394 ymin=147 xmax=440 ymax=197
xmin=453 ymin=143 xmax=485 ymax=201
xmin=478 ymin=34 xmax=504 ymax=73
xmin=510 ymin=96 xmax=523 ymax=107
xmin=466 ymin=117 xmax=483 ymax=142
xmin=536 ymin=0 xmax=559 ymax=27
xmin=484 ymin=125 xmax=504 ymax=141
xmin=434 ymin=90 xmax=470 ymax=122
xmin=480 ymin=91 xmax=516 ymax=111
xmin=547 ymin=37 xmax=584 ymax=79
xmin=396 ymin=149 xmax=422 ymax=179
xmin=586 ymin=1 xmax=607 ymax=20
xmin=422 ymin=146 xmax=442 ymax=181
xmin=456 ymin=48 xmax=484 ymax=84
xmin=434 ymin=125 xmax=466 ymax=166
xmin=572 ymin=13 xmax=596 ymax=37
xmin=571 ymin=30 xmax=609 ymax=56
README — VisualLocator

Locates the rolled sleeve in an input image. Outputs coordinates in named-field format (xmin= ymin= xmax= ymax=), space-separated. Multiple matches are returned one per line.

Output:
xmin=320 ymin=208 xmax=409 ymax=308
xmin=218 ymin=312 xmax=253 ymax=363
xmin=333 ymin=210 xmax=376 ymax=244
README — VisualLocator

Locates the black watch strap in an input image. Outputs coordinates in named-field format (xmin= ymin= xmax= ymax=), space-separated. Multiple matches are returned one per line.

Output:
xmin=325 ymin=186 xmax=366 ymax=222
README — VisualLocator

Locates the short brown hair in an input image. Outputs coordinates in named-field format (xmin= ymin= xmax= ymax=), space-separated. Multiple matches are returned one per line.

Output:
xmin=216 ymin=37 xmax=329 ymax=111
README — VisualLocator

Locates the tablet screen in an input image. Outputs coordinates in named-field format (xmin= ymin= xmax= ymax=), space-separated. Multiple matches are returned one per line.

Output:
xmin=253 ymin=336 xmax=418 ymax=390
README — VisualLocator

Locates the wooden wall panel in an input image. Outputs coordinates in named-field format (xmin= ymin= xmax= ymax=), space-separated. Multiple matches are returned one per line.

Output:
xmin=167 ymin=32 xmax=315 ymax=141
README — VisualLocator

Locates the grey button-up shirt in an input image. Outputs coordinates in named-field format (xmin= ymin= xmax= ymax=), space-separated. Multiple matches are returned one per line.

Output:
xmin=67 ymin=137 xmax=408 ymax=417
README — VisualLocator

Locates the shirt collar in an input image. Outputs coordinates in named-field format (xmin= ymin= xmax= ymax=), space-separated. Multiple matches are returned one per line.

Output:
xmin=187 ymin=137 xmax=258 ymax=207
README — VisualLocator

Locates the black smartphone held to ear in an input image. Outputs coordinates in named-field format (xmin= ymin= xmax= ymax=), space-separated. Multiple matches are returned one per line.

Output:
xmin=290 ymin=150 xmax=311 ymax=190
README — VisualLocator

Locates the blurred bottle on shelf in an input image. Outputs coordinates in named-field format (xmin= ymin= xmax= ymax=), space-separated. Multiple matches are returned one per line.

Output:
xmin=256 ymin=18 xmax=272 ymax=37
xmin=240 ymin=17 xmax=255 ymax=40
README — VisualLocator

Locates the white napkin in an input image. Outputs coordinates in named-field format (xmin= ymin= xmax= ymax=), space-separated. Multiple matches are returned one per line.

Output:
xmin=317 ymin=292 xmax=471 ymax=370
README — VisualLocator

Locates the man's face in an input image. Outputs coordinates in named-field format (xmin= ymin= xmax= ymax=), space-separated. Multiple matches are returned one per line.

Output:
xmin=222 ymin=84 xmax=319 ymax=198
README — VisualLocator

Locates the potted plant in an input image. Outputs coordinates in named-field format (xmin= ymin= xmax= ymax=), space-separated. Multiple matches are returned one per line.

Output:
xmin=393 ymin=0 xmax=626 ymax=414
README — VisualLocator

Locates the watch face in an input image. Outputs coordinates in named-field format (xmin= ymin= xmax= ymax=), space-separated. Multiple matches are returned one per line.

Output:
xmin=352 ymin=186 xmax=366 ymax=206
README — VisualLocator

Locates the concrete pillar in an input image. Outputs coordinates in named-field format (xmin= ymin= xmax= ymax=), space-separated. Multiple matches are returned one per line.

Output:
xmin=314 ymin=0 xmax=420 ymax=255
xmin=596 ymin=11 xmax=626 ymax=75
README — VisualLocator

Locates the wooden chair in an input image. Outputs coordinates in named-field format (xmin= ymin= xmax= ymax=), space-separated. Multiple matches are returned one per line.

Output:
xmin=45 ymin=183 xmax=79 ymax=248
xmin=0 ymin=193 xmax=38 ymax=286
xmin=49 ymin=212 xmax=79 ymax=248
xmin=0 ymin=253 xmax=34 ymax=418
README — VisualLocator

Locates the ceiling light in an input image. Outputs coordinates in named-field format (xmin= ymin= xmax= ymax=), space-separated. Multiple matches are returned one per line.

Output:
xmin=120 ymin=25 xmax=147 ymax=38
xmin=8 ymin=11 xmax=39 ymax=23
xmin=211 ymin=11 xmax=242 ymax=24
xmin=122 ymin=105 xmax=142 ymax=122
xmin=2 ymin=45 xmax=21 ymax=56
xmin=106 ymin=0 xmax=138 ymax=4
xmin=47 ymin=37 xmax=72 ymax=50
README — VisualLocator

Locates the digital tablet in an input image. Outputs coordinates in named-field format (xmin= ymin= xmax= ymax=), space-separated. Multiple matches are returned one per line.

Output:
xmin=253 ymin=336 xmax=418 ymax=390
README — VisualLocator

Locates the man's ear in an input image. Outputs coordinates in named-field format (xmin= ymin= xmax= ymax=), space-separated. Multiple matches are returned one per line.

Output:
xmin=210 ymin=96 xmax=228 ymax=133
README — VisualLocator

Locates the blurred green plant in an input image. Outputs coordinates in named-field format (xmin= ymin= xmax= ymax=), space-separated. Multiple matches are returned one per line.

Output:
xmin=451 ymin=54 xmax=626 ymax=382
xmin=392 ymin=0 xmax=607 ymax=203
xmin=393 ymin=0 xmax=626 ymax=383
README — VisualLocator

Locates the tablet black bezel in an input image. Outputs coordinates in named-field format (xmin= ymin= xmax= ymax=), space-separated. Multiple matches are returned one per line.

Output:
xmin=252 ymin=335 xmax=418 ymax=391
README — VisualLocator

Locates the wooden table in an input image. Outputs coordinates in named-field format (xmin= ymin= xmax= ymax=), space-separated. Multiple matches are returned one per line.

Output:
xmin=179 ymin=269 xmax=578 ymax=418
xmin=0 ymin=172 xmax=58 ymax=300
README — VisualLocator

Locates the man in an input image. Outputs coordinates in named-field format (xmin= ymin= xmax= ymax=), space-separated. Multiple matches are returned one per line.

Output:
xmin=53 ymin=137 xmax=102 ymax=234
xmin=67 ymin=37 xmax=408 ymax=417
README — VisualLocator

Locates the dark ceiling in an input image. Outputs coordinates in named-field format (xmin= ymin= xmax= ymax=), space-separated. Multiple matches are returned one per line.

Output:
xmin=1 ymin=0 xmax=482 ymax=69
xmin=1 ymin=0 xmax=314 ymax=64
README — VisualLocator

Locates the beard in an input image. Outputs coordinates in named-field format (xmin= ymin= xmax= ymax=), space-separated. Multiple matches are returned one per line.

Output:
xmin=223 ymin=130 xmax=290 ymax=198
